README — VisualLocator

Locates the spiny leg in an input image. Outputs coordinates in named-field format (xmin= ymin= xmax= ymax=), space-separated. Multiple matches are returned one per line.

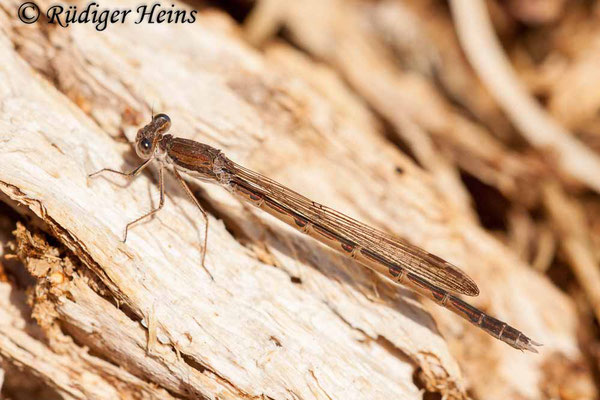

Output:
xmin=89 ymin=157 xmax=153 ymax=179
xmin=122 ymin=164 xmax=165 ymax=242
xmin=172 ymin=167 xmax=213 ymax=281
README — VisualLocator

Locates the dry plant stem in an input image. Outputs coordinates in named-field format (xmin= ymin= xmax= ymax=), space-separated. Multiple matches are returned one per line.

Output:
xmin=507 ymin=207 xmax=535 ymax=262
xmin=531 ymin=225 xmax=556 ymax=273
xmin=543 ymin=183 xmax=600 ymax=323
xmin=366 ymin=0 xmax=514 ymax=142
xmin=449 ymin=0 xmax=600 ymax=194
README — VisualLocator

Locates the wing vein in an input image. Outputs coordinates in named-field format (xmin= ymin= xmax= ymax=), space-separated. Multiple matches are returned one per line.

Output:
xmin=228 ymin=161 xmax=479 ymax=296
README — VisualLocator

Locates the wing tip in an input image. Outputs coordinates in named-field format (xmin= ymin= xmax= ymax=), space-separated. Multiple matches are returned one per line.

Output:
xmin=465 ymin=278 xmax=480 ymax=296
xmin=454 ymin=268 xmax=479 ymax=296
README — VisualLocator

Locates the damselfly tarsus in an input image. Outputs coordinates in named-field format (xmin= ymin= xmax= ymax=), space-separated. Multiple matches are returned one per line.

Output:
xmin=90 ymin=113 xmax=541 ymax=353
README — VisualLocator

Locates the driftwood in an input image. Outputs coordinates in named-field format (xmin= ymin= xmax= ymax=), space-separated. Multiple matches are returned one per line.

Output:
xmin=0 ymin=0 xmax=598 ymax=399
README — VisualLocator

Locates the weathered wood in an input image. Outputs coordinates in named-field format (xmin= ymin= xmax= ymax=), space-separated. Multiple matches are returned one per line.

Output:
xmin=0 ymin=0 xmax=593 ymax=399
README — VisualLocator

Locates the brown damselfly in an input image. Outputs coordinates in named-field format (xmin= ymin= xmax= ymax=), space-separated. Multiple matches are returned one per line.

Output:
xmin=90 ymin=113 xmax=541 ymax=353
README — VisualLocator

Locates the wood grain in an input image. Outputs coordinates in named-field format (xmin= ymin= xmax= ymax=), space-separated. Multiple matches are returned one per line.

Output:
xmin=0 ymin=0 xmax=592 ymax=399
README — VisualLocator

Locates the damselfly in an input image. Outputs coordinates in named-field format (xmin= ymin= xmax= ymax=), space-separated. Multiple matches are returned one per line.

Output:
xmin=90 ymin=113 xmax=540 ymax=353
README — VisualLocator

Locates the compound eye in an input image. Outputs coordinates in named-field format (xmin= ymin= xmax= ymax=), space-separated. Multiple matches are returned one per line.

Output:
xmin=140 ymin=138 xmax=152 ymax=152
xmin=154 ymin=113 xmax=170 ymax=124
xmin=153 ymin=113 xmax=171 ymax=133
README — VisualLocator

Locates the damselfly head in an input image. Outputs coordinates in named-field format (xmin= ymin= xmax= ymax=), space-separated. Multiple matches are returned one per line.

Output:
xmin=135 ymin=113 xmax=171 ymax=159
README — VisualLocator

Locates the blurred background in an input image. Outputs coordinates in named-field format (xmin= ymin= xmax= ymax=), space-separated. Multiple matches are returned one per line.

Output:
xmin=1 ymin=0 xmax=600 ymax=399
